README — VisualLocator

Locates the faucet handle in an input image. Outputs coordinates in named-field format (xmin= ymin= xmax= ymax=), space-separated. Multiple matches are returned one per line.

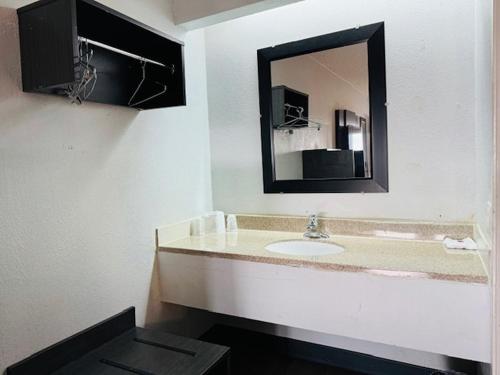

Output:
xmin=307 ymin=214 xmax=318 ymax=227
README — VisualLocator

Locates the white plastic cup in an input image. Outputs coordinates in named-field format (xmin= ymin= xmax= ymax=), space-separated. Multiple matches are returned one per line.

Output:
xmin=226 ymin=214 xmax=238 ymax=233
xmin=204 ymin=211 xmax=226 ymax=234
xmin=214 ymin=211 xmax=226 ymax=234
xmin=191 ymin=217 xmax=205 ymax=236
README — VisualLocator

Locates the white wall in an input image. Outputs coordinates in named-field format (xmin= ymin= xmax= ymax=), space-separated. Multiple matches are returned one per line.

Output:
xmin=205 ymin=0 xmax=480 ymax=222
xmin=474 ymin=0 xmax=494 ymax=247
xmin=0 ymin=1 xmax=213 ymax=371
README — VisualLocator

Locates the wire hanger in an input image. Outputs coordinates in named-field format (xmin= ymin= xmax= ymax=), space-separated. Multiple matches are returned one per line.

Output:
xmin=65 ymin=40 xmax=98 ymax=104
xmin=67 ymin=37 xmax=173 ymax=107
xmin=276 ymin=104 xmax=324 ymax=130
xmin=128 ymin=60 xmax=167 ymax=108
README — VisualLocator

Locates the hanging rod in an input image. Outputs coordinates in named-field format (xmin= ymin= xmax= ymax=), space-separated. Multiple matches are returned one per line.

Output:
xmin=275 ymin=104 xmax=324 ymax=130
xmin=77 ymin=37 xmax=166 ymax=68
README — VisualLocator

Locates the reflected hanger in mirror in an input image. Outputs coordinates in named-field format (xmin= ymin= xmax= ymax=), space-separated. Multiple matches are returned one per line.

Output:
xmin=276 ymin=104 xmax=323 ymax=130
xmin=128 ymin=60 xmax=167 ymax=109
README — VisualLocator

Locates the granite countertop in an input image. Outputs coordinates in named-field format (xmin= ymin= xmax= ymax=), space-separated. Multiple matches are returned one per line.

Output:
xmin=158 ymin=229 xmax=488 ymax=284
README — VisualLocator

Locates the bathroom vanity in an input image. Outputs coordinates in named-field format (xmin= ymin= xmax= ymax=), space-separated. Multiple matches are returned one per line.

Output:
xmin=157 ymin=216 xmax=490 ymax=364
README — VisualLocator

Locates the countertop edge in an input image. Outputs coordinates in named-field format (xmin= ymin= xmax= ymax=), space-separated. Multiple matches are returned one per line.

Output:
xmin=158 ymin=246 xmax=489 ymax=285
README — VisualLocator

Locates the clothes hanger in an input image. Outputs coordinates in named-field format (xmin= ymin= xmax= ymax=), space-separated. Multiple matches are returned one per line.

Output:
xmin=65 ymin=37 xmax=174 ymax=106
xmin=66 ymin=38 xmax=172 ymax=107
xmin=276 ymin=104 xmax=323 ymax=130
xmin=65 ymin=40 xmax=98 ymax=104
xmin=128 ymin=60 xmax=167 ymax=108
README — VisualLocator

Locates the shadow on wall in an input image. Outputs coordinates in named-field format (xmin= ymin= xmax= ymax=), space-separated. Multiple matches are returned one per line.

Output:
xmin=145 ymin=245 xmax=221 ymax=338
xmin=152 ymin=224 xmax=242 ymax=339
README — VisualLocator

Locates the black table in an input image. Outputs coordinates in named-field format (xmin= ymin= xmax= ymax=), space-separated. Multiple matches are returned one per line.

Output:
xmin=7 ymin=308 xmax=230 ymax=375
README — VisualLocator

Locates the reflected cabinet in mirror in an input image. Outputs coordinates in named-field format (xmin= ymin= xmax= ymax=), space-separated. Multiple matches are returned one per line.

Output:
xmin=258 ymin=23 xmax=388 ymax=193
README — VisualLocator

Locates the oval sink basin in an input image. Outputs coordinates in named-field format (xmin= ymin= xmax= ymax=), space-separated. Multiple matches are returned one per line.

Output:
xmin=265 ymin=240 xmax=344 ymax=256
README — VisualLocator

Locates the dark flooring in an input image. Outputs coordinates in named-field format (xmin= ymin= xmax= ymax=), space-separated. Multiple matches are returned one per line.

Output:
xmin=201 ymin=325 xmax=363 ymax=375
xmin=200 ymin=325 xmax=474 ymax=375
xmin=228 ymin=350 xmax=362 ymax=375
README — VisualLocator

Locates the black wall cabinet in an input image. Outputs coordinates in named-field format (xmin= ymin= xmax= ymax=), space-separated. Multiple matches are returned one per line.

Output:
xmin=271 ymin=85 xmax=309 ymax=128
xmin=17 ymin=0 xmax=186 ymax=110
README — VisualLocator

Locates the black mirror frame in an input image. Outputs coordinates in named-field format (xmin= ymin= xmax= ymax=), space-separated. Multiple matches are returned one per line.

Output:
xmin=257 ymin=22 xmax=388 ymax=193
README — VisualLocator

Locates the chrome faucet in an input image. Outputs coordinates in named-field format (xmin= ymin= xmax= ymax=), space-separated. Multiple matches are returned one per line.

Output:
xmin=304 ymin=214 xmax=329 ymax=239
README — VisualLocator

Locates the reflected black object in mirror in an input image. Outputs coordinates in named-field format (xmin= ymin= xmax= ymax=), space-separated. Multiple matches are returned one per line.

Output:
xmin=257 ymin=22 xmax=388 ymax=193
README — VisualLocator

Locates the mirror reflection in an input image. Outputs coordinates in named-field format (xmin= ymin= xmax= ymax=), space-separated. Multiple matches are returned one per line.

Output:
xmin=271 ymin=42 xmax=371 ymax=180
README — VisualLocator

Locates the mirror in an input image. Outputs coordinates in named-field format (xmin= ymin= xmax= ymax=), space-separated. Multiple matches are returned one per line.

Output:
xmin=272 ymin=42 xmax=371 ymax=180
xmin=258 ymin=23 xmax=388 ymax=193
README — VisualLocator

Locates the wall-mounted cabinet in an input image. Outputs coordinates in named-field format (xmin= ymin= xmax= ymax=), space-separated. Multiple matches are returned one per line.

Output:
xmin=271 ymin=85 xmax=309 ymax=128
xmin=17 ymin=0 xmax=186 ymax=110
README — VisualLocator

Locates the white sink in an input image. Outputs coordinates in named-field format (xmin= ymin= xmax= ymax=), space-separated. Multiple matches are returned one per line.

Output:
xmin=265 ymin=240 xmax=344 ymax=256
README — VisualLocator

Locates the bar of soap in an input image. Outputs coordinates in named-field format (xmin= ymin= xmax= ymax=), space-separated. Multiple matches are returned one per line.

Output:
xmin=443 ymin=237 xmax=478 ymax=250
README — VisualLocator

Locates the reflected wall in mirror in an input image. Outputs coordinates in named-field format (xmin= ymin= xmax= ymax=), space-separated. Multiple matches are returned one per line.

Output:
xmin=258 ymin=23 xmax=388 ymax=193
xmin=271 ymin=43 xmax=371 ymax=180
